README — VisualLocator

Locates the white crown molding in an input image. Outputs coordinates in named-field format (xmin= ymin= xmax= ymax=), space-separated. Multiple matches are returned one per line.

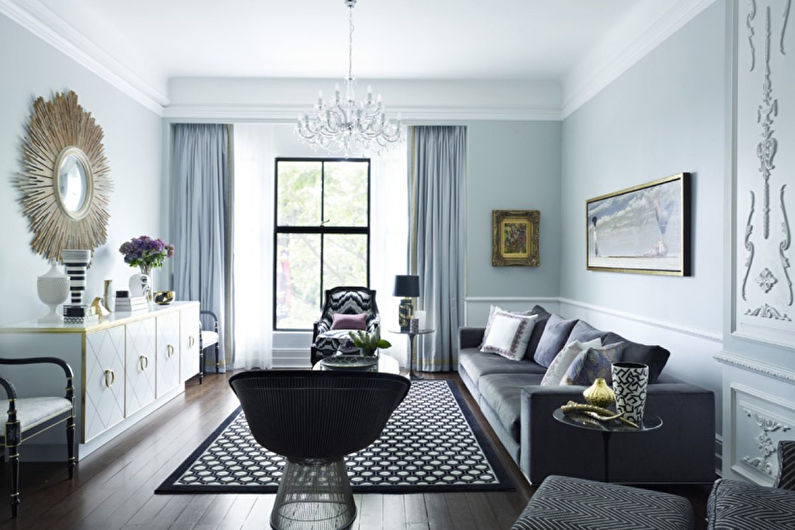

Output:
xmin=714 ymin=351 xmax=795 ymax=383
xmin=0 ymin=0 xmax=168 ymax=115
xmin=561 ymin=0 xmax=717 ymax=119
xmin=162 ymin=104 xmax=562 ymax=122
xmin=558 ymin=297 xmax=722 ymax=342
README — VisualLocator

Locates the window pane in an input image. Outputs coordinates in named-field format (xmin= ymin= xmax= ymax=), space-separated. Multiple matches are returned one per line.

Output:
xmin=277 ymin=161 xmax=321 ymax=226
xmin=324 ymin=161 xmax=368 ymax=226
xmin=323 ymin=234 xmax=367 ymax=289
xmin=276 ymin=233 xmax=320 ymax=328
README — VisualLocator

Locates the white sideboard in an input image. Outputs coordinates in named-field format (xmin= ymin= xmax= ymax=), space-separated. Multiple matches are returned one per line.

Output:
xmin=0 ymin=301 xmax=200 ymax=460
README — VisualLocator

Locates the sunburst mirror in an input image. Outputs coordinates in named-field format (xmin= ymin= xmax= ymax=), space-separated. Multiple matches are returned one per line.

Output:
xmin=17 ymin=90 xmax=112 ymax=262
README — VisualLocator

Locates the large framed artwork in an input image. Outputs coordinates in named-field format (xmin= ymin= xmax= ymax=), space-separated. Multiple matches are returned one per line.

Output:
xmin=586 ymin=173 xmax=690 ymax=276
xmin=491 ymin=210 xmax=539 ymax=267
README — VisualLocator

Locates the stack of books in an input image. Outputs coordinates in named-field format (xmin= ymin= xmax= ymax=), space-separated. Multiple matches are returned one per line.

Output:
xmin=63 ymin=304 xmax=98 ymax=325
xmin=114 ymin=292 xmax=149 ymax=313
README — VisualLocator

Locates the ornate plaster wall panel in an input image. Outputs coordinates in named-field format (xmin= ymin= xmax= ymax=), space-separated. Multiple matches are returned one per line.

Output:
xmin=735 ymin=0 xmax=795 ymax=346
xmin=729 ymin=383 xmax=794 ymax=485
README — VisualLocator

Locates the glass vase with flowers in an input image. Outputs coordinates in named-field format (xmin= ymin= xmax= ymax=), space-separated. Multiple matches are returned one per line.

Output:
xmin=119 ymin=235 xmax=175 ymax=303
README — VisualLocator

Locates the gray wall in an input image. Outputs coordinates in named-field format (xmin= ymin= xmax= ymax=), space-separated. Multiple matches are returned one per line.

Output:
xmin=560 ymin=2 xmax=728 ymax=426
xmin=466 ymin=120 xmax=561 ymax=298
xmin=0 ymin=13 xmax=164 ymax=325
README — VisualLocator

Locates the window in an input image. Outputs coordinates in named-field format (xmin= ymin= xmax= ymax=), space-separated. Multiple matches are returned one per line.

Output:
xmin=274 ymin=158 xmax=370 ymax=330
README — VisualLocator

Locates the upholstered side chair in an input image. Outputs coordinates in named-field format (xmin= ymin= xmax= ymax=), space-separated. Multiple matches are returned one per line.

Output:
xmin=229 ymin=370 xmax=410 ymax=530
xmin=199 ymin=310 xmax=220 ymax=383
xmin=0 ymin=357 xmax=75 ymax=517
xmin=311 ymin=286 xmax=380 ymax=365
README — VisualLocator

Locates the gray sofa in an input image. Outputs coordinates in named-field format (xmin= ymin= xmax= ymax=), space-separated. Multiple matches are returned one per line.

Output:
xmin=458 ymin=305 xmax=716 ymax=485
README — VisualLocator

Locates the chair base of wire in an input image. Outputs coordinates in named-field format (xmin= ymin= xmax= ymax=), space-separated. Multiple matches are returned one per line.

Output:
xmin=271 ymin=458 xmax=357 ymax=530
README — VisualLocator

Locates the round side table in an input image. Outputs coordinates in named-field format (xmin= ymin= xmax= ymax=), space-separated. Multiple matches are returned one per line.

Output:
xmin=389 ymin=329 xmax=434 ymax=379
xmin=552 ymin=407 xmax=662 ymax=482
xmin=312 ymin=353 xmax=401 ymax=375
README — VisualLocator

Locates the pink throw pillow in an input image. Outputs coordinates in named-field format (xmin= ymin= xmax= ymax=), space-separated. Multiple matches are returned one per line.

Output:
xmin=330 ymin=313 xmax=367 ymax=330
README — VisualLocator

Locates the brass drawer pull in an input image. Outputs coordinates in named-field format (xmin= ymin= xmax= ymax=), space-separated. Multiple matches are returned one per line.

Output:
xmin=139 ymin=355 xmax=149 ymax=370
xmin=104 ymin=369 xmax=115 ymax=388
xmin=167 ymin=344 xmax=175 ymax=358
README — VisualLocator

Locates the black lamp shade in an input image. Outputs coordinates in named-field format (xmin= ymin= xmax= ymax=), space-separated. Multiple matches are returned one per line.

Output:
xmin=393 ymin=275 xmax=420 ymax=297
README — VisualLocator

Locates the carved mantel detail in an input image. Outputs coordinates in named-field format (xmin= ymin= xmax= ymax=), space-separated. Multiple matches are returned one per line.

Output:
xmin=741 ymin=408 xmax=792 ymax=476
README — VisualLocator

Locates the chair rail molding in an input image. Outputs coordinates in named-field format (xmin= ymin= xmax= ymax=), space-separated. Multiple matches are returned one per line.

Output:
xmin=714 ymin=351 xmax=795 ymax=383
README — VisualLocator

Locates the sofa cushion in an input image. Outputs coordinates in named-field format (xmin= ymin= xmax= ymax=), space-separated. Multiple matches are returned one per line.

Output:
xmin=459 ymin=349 xmax=546 ymax=382
xmin=540 ymin=338 xmax=601 ymax=386
xmin=524 ymin=305 xmax=552 ymax=359
xmin=707 ymin=478 xmax=795 ymax=530
xmin=478 ymin=373 xmax=544 ymax=442
xmin=561 ymin=342 xmax=624 ymax=386
xmin=481 ymin=305 xmax=532 ymax=348
xmin=567 ymin=320 xmax=608 ymax=344
xmin=481 ymin=310 xmax=538 ymax=360
xmin=604 ymin=332 xmax=670 ymax=383
xmin=533 ymin=314 xmax=579 ymax=368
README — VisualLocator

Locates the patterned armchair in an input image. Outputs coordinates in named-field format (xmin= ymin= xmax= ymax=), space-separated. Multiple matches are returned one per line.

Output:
xmin=311 ymin=286 xmax=380 ymax=365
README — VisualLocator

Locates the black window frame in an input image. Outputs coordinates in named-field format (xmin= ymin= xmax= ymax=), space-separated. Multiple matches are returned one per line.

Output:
xmin=273 ymin=157 xmax=371 ymax=331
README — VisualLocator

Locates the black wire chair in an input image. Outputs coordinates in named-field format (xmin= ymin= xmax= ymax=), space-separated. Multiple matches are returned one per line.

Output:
xmin=229 ymin=370 xmax=410 ymax=530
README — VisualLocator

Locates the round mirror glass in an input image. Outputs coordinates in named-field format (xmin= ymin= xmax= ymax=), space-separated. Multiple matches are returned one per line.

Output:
xmin=55 ymin=148 xmax=91 ymax=218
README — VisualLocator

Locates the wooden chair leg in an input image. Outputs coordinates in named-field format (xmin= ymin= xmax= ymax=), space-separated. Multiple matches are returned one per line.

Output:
xmin=7 ymin=422 xmax=20 ymax=518
xmin=199 ymin=348 xmax=205 ymax=384
xmin=67 ymin=414 xmax=75 ymax=478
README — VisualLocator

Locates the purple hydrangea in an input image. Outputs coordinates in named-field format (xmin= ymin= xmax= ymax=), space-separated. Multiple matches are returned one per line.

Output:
xmin=119 ymin=235 xmax=175 ymax=269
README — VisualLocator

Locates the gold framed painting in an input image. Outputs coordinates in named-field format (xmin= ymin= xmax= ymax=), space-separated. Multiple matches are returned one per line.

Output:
xmin=491 ymin=210 xmax=540 ymax=267
xmin=586 ymin=173 xmax=691 ymax=276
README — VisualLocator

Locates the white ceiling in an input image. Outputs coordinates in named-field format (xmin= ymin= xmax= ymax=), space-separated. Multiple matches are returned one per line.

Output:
xmin=37 ymin=0 xmax=651 ymax=85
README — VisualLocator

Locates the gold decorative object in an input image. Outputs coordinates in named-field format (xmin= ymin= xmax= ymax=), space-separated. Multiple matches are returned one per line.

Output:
xmin=154 ymin=290 xmax=175 ymax=305
xmin=90 ymin=296 xmax=110 ymax=318
xmin=491 ymin=210 xmax=540 ymax=266
xmin=17 ymin=90 xmax=112 ymax=262
xmin=561 ymin=401 xmax=639 ymax=429
xmin=583 ymin=378 xmax=616 ymax=408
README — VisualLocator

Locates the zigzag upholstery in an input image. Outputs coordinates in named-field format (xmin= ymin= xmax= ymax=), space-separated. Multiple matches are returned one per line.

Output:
xmin=706 ymin=478 xmax=795 ymax=529
xmin=775 ymin=440 xmax=795 ymax=491
xmin=311 ymin=286 xmax=380 ymax=364
xmin=511 ymin=475 xmax=694 ymax=530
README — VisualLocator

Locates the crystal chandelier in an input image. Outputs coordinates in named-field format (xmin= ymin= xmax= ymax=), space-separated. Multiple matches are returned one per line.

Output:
xmin=296 ymin=0 xmax=401 ymax=156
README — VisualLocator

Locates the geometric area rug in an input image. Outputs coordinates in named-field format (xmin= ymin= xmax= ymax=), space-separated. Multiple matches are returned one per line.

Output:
xmin=156 ymin=380 xmax=513 ymax=494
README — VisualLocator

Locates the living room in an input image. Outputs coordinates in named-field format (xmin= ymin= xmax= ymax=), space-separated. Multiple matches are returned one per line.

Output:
xmin=0 ymin=0 xmax=793 ymax=529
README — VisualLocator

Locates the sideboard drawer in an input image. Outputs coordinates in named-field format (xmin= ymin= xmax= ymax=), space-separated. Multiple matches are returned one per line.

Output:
xmin=125 ymin=318 xmax=156 ymax=417
xmin=156 ymin=312 xmax=181 ymax=397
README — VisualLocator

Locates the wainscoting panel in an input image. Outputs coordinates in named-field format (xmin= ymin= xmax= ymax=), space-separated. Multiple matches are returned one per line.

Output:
xmin=726 ymin=381 xmax=795 ymax=486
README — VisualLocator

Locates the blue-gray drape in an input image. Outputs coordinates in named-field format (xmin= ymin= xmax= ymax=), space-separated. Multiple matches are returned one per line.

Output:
xmin=171 ymin=124 xmax=233 ymax=372
xmin=409 ymin=126 xmax=467 ymax=372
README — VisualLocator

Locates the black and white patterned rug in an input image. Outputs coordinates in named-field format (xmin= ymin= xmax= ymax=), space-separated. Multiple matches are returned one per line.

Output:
xmin=156 ymin=380 xmax=512 ymax=494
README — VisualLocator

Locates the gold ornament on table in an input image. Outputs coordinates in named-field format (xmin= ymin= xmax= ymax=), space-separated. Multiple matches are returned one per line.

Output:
xmin=90 ymin=296 xmax=110 ymax=318
xmin=154 ymin=290 xmax=175 ymax=305
xmin=17 ymin=90 xmax=112 ymax=262
xmin=582 ymin=378 xmax=616 ymax=408
xmin=561 ymin=401 xmax=639 ymax=429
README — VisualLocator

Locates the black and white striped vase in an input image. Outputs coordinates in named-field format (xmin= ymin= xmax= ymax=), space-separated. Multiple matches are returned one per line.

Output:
xmin=61 ymin=249 xmax=92 ymax=306
xmin=611 ymin=362 xmax=649 ymax=424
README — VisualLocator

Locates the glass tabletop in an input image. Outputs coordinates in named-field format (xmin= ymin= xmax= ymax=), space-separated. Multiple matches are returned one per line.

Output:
xmin=389 ymin=329 xmax=434 ymax=335
xmin=553 ymin=407 xmax=663 ymax=433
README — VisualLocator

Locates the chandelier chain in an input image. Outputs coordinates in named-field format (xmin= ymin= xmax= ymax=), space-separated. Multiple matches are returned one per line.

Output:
xmin=348 ymin=4 xmax=354 ymax=82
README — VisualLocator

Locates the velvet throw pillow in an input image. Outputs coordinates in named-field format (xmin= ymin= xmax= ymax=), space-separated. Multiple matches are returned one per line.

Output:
xmin=480 ymin=310 xmax=538 ymax=361
xmin=480 ymin=305 xmax=532 ymax=348
xmin=540 ymin=338 xmax=602 ymax=386
xmin=533 ymin=314 xmax=579 ymax=368
xmin=524 ymin=305 xmax=552 ymax=359
xmin=561 ymin=342 xmax=625 ymax=386
xmin=330 ymin=312 xmax=367 ymax=330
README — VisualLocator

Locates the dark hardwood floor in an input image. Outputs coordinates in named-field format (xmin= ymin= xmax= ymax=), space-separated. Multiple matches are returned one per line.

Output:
xmin=0 ymin=371 xmax=710 ymax=529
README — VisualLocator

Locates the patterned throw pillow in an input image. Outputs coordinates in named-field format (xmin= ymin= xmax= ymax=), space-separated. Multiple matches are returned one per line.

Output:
xmin=560 ymin=342 xmax=625 ymax=386
xmin=480 ymin=305 xmax=532 ymax=348
xmin=540 ymin=338 xmax=602 ymax=386
xmin=480 ymin=310 xmax=538 ymax=361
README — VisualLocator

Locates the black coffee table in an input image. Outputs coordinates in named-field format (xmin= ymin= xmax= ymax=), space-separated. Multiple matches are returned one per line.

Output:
xmin=553 ymin=407 xmax=662 ymax=482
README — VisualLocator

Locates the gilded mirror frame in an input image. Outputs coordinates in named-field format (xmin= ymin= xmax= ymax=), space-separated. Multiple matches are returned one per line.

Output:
xmin=17 ymin=91 xmax=112 ymax=262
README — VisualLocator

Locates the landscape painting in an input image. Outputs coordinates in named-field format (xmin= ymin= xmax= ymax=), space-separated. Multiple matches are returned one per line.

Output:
xmin=492 ymin=210 xmax=540 ymax=266
xmin=586 ymin=173 xmax=690 ymax=275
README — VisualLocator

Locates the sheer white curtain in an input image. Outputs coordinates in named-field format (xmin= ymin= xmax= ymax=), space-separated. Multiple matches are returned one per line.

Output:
xmin=371 ymin=133 xmax=409 ymax=367
xmin=232 ymin=124 xmax=274 ymax=369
